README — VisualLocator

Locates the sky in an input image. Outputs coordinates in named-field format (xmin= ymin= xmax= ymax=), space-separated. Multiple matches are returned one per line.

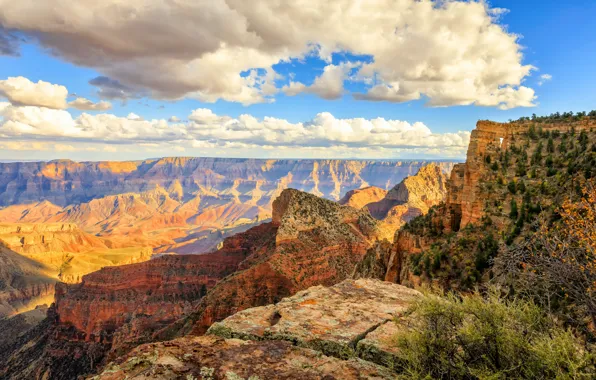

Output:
xmin=0 ymin=0 xmax=595 ymax=162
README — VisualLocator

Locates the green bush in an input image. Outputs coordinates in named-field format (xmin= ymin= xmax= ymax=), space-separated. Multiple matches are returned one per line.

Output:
xmin=393 ymin=290 xmax=594 ymax=379
xmin=510 ymin=199 xmax=518 ymax=219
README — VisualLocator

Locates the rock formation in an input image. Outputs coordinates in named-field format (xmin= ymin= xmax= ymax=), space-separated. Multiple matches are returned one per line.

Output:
xmin=340 ymin=163 xmax=450 ymax=234
xmin=338 ymin=186 xmax=388 ymax=209
xmin=355 ymin=118 xmax=596 ymax=288
xmin=0 ymin=243 xmax=55 ymax=317
xmin=1 ymin=189 xmax=383 ymax=378
xmin=448 ymin=119 xmax=595 ymax=229
xmin=93 ymin=279 xmax=420 ymax=379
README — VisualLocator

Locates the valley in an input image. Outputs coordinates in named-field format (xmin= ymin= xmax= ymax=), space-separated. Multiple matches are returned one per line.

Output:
xmin=0 ymin=159 xmax=453 ymax=319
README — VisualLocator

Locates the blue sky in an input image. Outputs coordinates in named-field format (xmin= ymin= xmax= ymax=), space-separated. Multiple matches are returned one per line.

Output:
xmin=0 ymin=0 xmax=594 ymax=161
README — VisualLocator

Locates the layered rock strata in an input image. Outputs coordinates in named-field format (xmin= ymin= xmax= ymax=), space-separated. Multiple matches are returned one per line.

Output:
xmin=93 ymin=279 xmax=420 ymax=379
xmin=1 ymin=189 xmax=383 ymax=378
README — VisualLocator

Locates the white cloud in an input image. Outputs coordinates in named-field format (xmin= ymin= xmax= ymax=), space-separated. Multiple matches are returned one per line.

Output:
xmin=538 ymin=73 xmax=553 ymax=86
xmin=0 ymin=0 xmax=536 ymax=108
xmin=169 ymin=116 xmax=181 ymax=122
xmin=0 ymin=76 xmax=68 ymax=109
xmin=283 ymin=62 xmax=359 ymax=100
xmin=0 ymin=104 xmax=470 ymax=157
xmin=0 ymin=140 xmax=77 ymax=152
xmin=0 ymin=76 xmax=115 ymax=111
xmin=69 ymin=97 xmax=112 ymax=111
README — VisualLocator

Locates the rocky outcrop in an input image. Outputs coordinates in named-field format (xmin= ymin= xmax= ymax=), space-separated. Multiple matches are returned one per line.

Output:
xmin=93 ymin=279 xmax=419 ymax=379
xmin=340 ymin=163 xmax=450 ymax=234
xmin=338 ymin=186 xmax=388 ymax=209
xmin=92 ymin=335 xmax=395 ymax=380
xmin=448 ymin=119 xmax=596 ymax=229
xmin=185 ymin=190 xmax=382 ymax=335
xmin=208 ymin=279 xmax=419 ymax=364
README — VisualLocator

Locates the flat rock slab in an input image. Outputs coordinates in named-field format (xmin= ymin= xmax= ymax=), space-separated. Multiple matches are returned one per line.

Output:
xmin=208 ymin=279 xmax=420 ymax=362
xmin=357 ymin=320 xmax=402 ymax=370
xmin=91 ymin=335 xmax=395 ymax=380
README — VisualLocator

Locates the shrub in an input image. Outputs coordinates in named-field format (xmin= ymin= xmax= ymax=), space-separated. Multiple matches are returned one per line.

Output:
xmin=547 ymin=136 xmax=555 ymax=153
xmin=393 ymin=290 xmax=594 ymax=379
xmin=474 ymin=233 xmax=498 ymax=272
xmin=517 ymin=180 xmax=526 ymax=193
xmin=510 ymin=199 xmax=519 ymax=219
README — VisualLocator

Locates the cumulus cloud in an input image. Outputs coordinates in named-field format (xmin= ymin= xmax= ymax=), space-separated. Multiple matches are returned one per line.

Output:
xmin=0 ymin=76 xmax=68 ymax=109
xmin=0 ymin=0 xmax=536 ymax=108
xmin=169 ymin=116 xmax=181 ymax=122
xmin=0 ymin=76 xmax=117 ymax=112
xmin=0 ymin=104 xmax=470 ymax=157
xmin=69 ymin=97 xmax=112 ymax=111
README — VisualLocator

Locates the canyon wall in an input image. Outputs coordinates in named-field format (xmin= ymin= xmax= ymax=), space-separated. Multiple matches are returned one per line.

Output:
xmin=448 ymin=119 xmax=596 ymax=229
xmin=355 ymin=118 xmax=596 ymax=287
xmin=0 ymin=158 xmax=455 ymax=207
xmin=2 ymin=189 xmax=383 ymax=378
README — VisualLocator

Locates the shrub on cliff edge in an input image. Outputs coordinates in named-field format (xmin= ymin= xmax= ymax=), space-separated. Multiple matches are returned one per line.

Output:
xmin=393 ymin=289 xmax=594 ymax=379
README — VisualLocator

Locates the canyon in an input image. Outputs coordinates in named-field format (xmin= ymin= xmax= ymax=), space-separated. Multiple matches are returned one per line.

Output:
xmin=0 ymin=159 xmax=453 ymax=319
xmin=0 ymin=159 xmax=454 ymax=253
xmin=4 ymin=117 xmax=596 ymax=379
xmin=0 ymin=188 xmax=387 ymax=379
xmin=0 ymin=158 xmax=455 ymax=208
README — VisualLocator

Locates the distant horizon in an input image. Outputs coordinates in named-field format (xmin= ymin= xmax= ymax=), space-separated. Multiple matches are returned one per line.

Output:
xmin=0 ymin=155 xmax=463 ymax=164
